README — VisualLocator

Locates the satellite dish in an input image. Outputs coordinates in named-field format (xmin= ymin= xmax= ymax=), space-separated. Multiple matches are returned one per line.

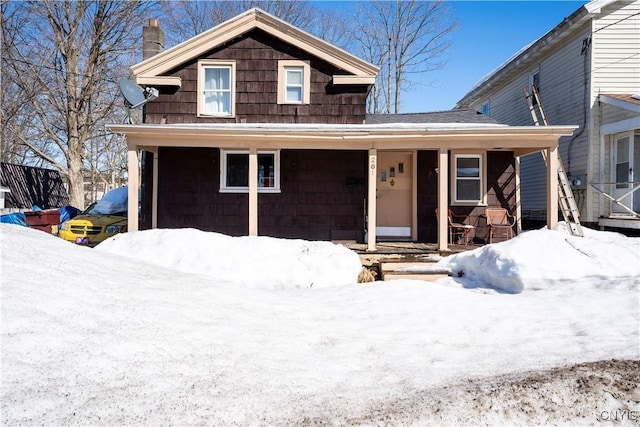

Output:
xmin=119 ymin=79 xmax=159 ymax=123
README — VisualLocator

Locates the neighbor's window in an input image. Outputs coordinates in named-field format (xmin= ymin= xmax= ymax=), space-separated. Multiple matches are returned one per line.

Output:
xmin=278 ymin=60 xmax=310 ymax=104
xmin=220 ymin=150 xmax=280 ymax=192
xmin=529 ymin=68 xmax=540 ymax=105
xmin=198 ymin=60 xmax=235 ymax=116
xmin=454 ymin=154 xmax=483 ymax=203
xmin=481 ymin=101 xmax=490 ymax=116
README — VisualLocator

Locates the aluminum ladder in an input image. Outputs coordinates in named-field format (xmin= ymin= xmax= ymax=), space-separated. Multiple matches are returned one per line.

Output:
xmin=524 ymin=85 xmax=584 ymax=237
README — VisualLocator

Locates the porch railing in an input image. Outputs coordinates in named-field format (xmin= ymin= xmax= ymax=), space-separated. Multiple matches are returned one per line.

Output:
xmin=589 ymin=181 xmax=640 ymax=217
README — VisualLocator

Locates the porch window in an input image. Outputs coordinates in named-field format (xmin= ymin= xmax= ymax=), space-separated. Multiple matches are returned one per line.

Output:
xmin=454 ymin=154 xmax=482 ymax=203
xmin=278 ymin=60 xmax=310 ymax=104
xmin=198 ymin=60 xmax=235 ymax=116
xmin=220 ymin=150 xmax=280 ymax=193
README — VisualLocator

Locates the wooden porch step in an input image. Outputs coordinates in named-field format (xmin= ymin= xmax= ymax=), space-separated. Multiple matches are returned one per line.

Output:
xmin=379 ymin=260 xmax=451 ymax=282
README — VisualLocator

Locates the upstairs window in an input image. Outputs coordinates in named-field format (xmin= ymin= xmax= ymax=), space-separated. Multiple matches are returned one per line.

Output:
xmin=453 ymin=154 xmax=483 ymax=203
xmin=278 ymin=60 xmax=310 ymax=104
xmin=285 ymin=67 xmax=304 ymax=102
xmin=198 ymin=60 xmax=235 ymax=116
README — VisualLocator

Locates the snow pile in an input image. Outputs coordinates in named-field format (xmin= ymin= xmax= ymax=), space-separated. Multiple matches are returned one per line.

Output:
xmin=95 ymin=228 xmax=362 ymax=289
xmin=1 ymin=223 xmax=638 ymax=425
xmin=437 ymin=223 xmax=640 ymax=293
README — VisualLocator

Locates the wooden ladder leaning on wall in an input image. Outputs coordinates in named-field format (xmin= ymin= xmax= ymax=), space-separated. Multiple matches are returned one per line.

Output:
xmin=523 ymin=84 xmax=584 ymax=237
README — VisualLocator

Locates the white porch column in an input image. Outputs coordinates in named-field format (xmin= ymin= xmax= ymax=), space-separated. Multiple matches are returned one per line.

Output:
xmin=248 ymin=147 xmax=258 ymax=236
xmin=152 ymin=150 xmax=158 ymax=229
xmin=367 ymin=148 xmax=377 ymax=251
xmin=547 ymin=146 xmax=559 ymax=230
xmin=437 ymin=148 xmax=449 ymax=251
xmin=127 ymin=144 xmax=139 ymax=233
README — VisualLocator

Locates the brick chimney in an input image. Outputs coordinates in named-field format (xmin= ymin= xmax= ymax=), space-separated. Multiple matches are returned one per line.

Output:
xmin=143 ymin=19 xmax=164 ymax=60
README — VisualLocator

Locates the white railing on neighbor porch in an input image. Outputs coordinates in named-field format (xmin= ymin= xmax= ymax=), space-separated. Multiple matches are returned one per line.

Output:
xmin=590 ymin=180 xmax=640 ymax=217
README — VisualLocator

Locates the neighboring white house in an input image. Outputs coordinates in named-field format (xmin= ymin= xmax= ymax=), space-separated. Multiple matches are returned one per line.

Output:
xmin=457 ymin=0 xmax=640 ymax=232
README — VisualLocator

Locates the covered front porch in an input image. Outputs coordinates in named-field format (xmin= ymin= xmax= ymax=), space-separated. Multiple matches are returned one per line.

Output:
xmin=108 ymin=122 xmax=576 ymax=251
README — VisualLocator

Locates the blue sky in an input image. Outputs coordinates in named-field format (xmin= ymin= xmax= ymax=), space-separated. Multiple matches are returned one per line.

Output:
xmin=314 ymin=0 xmax=588 ymax=113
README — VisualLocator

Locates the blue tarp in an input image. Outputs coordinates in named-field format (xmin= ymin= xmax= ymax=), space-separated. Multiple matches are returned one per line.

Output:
xmin=0 ymin=212 xmax=27 ymax=226
xmin=59 ymin=205 xmax=81 ymax=223
xmin=94 ymin=187 xmax=127 ymax=215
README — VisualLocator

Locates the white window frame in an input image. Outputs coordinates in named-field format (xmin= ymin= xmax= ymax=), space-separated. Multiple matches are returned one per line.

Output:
xmin=452 ymin=153 xmax=486 ymax=205
xmin=277 ymin=60 xmax=310 ymax=105
xmin=198 ymin=60 xmax=235 ymax=117
xmin=220 ymin=149 xmax=281 ymax=193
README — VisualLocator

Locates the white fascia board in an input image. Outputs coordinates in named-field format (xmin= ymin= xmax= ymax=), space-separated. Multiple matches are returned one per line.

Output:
xmin=585 ymin=0 xmax=619 ymax=14
xmin=601 ymin=116 xmax=640 ymax=135
xmin=600 ymin=95 xmax=640 ymax=114
xmin=332 ymin=75 xmax=376 ymax=85
xmin=136 ymin=76 xmax=182 ymax=88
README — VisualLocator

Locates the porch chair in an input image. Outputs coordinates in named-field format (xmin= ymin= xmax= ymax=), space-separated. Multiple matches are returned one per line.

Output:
xmin=485 ymin=208 xmax=516 ymax=243
xmin=436 ymin=208 xmax=475 ymax=245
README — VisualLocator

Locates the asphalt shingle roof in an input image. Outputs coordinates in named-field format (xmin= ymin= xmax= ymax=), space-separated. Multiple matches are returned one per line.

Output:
xmin=366 ymin=109 xmax=502 ymax=125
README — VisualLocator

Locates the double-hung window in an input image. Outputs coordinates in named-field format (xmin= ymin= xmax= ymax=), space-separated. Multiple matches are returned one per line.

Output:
xmin=220 ymin=150 xmax=280 ymax=193
xmin=198 ymin=60 xmax=235 ymax=116
xmin=277 ymin=60 xmax=310 ymax=104
xmin=285 ymin=68 xmax=304 ymax=102
xmin=454 ymin=154 xmax=483 ymax=203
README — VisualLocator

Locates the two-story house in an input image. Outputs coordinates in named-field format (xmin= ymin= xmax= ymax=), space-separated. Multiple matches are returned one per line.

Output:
xmin=108 ymin=8 xmax=576 ymax=250
xmin=457 ymin=0 xmax=640 ymax=233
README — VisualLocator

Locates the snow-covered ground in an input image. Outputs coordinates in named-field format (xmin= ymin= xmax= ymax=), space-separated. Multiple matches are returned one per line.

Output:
xmin=1 ymin=223 xmax=638 ymax=425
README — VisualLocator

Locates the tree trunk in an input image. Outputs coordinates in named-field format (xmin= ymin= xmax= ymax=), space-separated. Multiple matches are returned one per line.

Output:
xmin=67 ymin=155 xmax=85 ymax=209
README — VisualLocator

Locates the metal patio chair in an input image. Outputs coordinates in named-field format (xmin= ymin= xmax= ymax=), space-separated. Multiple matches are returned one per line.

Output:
xmin=486 ymin=207 xmax=515 ymax=243
xmin=436 ymin=208 xmax=475 ymax=245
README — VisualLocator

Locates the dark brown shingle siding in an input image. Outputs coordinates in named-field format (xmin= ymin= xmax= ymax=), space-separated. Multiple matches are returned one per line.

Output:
xmin=145 ymin=29 xmax=368 ymax=125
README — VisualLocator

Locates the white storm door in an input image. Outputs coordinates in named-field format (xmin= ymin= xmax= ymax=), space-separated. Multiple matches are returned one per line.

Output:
xmin=612 ymin=133 xmax=633 ymax=215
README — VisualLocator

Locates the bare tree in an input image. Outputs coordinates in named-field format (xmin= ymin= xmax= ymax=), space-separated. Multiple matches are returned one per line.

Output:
xmin=1 ymin=1 xmax=41 ymax=166
xmin=1 ymin=0 xmax=152 ymax=208
xmin=353 ymin=1 xmax=458 ymax=114
xmin=159 ymin=0 xmax=352 ymax=49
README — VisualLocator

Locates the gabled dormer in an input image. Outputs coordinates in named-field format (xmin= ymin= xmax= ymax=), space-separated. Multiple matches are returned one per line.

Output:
xmin=134 ymin=8 xmax=379 ymax=125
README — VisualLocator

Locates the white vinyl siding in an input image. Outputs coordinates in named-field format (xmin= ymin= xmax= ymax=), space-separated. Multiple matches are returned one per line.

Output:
xmin=591 ymin=0 xmax=640 ymax=94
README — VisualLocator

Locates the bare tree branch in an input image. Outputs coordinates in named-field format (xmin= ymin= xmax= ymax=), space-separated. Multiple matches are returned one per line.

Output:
xmin=2 ymin=0 xmax=153 ymax=208
xmin=353 ymin=0 xmax=458 ymax=114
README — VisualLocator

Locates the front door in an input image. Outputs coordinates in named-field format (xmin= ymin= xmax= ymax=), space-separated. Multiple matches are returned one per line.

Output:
xmin=612 ymin=132 xmax=639 ymax=215
xmin=376 ymin=151 xmax=413 ymax=239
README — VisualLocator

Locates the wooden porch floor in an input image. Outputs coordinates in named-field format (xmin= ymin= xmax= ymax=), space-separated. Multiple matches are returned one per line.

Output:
xmin=340 ymin=241 xmax=481 ymax=269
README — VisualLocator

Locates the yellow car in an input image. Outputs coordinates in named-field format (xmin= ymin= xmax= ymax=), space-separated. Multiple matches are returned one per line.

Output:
xmin=58 ymin=203 xmax=127 ymax=247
